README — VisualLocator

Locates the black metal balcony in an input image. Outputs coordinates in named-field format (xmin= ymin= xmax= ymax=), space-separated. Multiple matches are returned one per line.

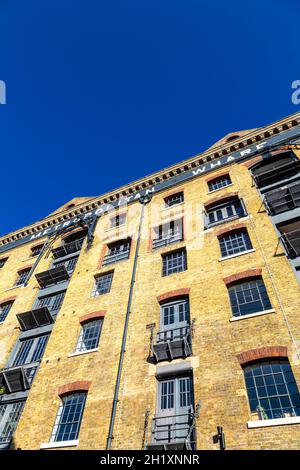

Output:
xmin=35 ymin=265 xmax=69 ymax=288
xmin=16 ymin=307 xmax=54 ymax=331
xmin=51 ymin=238 xmax=85 ymax=259
xmin=264 ymin=182 xmax=300 ymax=215
xmin=0 ymin=366 xmax=32 ymax=394
xmin=146 ymin=411 xmax=195 ymax=450
xmin=252 ymin=157 xmax=300 ymax=188
xmin=151 ymin=325 xmax=192 ymax=362
xmin=281 ymin=229 xmax=300 ymax=258
xmin=152 ymin=232 xmax=183 ymax=249
xmin=102 ymin=250 xmax=130 ymax=266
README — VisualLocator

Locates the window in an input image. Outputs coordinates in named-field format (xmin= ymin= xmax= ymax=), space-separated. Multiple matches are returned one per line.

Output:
xmin=206 ymin=198 xmax=246 ymax=227
xmin=53 ymin=256 xmax=78 ymax=274
xmin=244 ymin=360 xmax=300 ymax=420
xmin=50 ymin=392 xmax=86 ymax=442
xmin=14 ymin=268 xmax=31 ymax=287
xmin=76 ymin=320 xmax=102 ymax=352
xmin=0 ymin=401 xmax=25 ymax=446
xmin=208 ymin=175 xmax=232 ymax=192
xmin=152 ymin=375 xmax=195 ymax=447
xmin=156 ymin=298 xmax=191 ymax=349
xmin=12 ymin=334 xmax=49 ymax=384
xmin=0 ymin=302 xmax=14 ymax=323
xmin=92 ymin=272 xmax=113 ymax=296
xmin=219 ymin=230 xmax=253 ymax=258
xmin=162 ymin=249 xmax=187 ymax=276
xmin=161 ymin=299 xmax=189 ymax=329
xmin=30 ymin=244 xmax=43 ymax=257
xmin=36 ymin=291 xmax=65 ymax=316
xmin=103 ymin=239 xmax=131 ymax=266
xmin=164 ymin=192 xmax=184 ymax=207
xmin=0 ymin=258 xmax=8 ymax=269
xmin=13 ymin=335 xmax=49 ymax=366
xmin=159 ymin=376 xmax=193 ymax=411
xmin=228 ymin=278 xmax=272 ymax=317
xmin=110 ymin=213 xmax=126 ymax=228
xmin=153 ymin=219 xmax=183 ymax=249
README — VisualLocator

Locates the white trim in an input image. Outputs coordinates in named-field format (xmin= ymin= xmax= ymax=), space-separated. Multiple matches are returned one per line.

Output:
xmin=4 ymin=284 xmax=25 ymax=292
xmin=68 ymin=348 xmax=99 ymax=358
xmin=40 ymin=440 xmax=79 ymax=449
xmin=219 ymin=249 xmax=256 ymax=261
xmin=161 ymin=201 xmax=185 ymax=212
xmin=207 ymin=183 xmax=233 ymax=194
xmin=247 ymin=416 xmax=300 ymax=429
xmin=230 ymin=309 xmax=276 ymax=322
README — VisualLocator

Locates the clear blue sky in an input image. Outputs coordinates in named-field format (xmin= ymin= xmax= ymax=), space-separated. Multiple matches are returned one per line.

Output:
xmin=0 ymin=0 xmax=299 ymax=236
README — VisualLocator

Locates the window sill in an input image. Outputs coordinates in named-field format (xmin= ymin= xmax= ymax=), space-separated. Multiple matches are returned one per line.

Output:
xmin=247 ymin=416 xmax=300 ymax=429
xmin=105 ymin=223 xmax=127 ymax=233
xmin=205 ymin=215 xmax=249 ymax=232
xmin=229 ymin=309 xmax=276 ymax=322
xmin=68 ymin=348 xmax=99 ymax=358
xmin=40 ymin=440 xmax=79 ymax=449
xmin=161 ymin=201 xmax=185 ymax=211
xmin=219 ymin=249 xmax=256 ymax=261
xmin=207 ymin=183 xmax=233 ymax=194
xmin=4 ymin=284 xmax=26 ymax=292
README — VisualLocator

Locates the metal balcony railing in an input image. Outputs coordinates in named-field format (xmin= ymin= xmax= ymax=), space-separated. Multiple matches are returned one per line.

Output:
xmin=264 ymin=181 xmax=300 ymax=215
xmin=17 ymin=306 xmax=54 ymax=331
xmin=35 ymin=265 xmax=70 ymax=288
xmin=0 ymin=361 xmax=41 ymax=395
xmin=151 ymin=324 xmax=193 ymax=362
xmin=253 ymin=159 xmax=300 ymax=188
xmin=152 ymin=232 xmax=183 ymax=249
xmin=102 ymin=250 xmax=130 ymax=266
xmin=146 ymin=408 xmax=196 ymax=450
xmin=51 ymin=238 xmax=85 ymax=259
xmin=281 ymin=229 xmax=300 ymax=258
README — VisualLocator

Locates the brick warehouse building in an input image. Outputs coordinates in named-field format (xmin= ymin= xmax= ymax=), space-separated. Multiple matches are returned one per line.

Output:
xmin=1 ymin=112 xmax=300 ymax=450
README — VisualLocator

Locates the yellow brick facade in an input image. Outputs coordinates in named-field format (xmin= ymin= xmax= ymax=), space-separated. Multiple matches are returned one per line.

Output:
xmin=0 ymin=114 xmax=300 ymax=450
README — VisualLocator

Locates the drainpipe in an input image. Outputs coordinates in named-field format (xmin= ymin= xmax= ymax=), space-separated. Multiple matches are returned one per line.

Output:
xmin=106 ymin=194 xmax=152 ymax=450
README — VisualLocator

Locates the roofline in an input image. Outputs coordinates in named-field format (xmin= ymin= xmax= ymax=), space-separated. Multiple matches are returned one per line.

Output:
xmin=1 ymin=110 xmax=300 ymax=246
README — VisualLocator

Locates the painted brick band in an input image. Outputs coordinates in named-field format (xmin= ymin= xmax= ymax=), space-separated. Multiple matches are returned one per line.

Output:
xmin=79 ymin=310 xmax=106 ymax=324
xmin=223 ymin=268 xmax=262 ymax=286
xmin=237 ymin=346 xmax=288 ymax=365
xmin=0 ymin=295 xmax=17 ymax=305
xmin=58 ymin=380 xmax=92 ymax=397
xmin=204 ymin=191 xmax=238 ymax=209
xmin=157 ymin=288 xmax=190 ymax=303
xmin=216 ymin=223 xmax=247 ymax=238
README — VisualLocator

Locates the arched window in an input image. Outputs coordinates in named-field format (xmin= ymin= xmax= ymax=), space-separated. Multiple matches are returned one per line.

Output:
xmin=205 ymin=196 xmax=246 ymax=228
xmin=243 ymin=360 xmax=300 ymax=420
xmin=50 ymin=392 xmax=87 ymax=443
xmin=218 ymin=228 xmax=253 ymax=258
xmin=0 ymin=300 xmax=14 ymax=323
xmin=227 ymin=277 xmax=271 ymax=317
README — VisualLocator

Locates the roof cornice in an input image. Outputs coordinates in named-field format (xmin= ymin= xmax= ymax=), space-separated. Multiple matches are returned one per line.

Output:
xmin=1 ymin=111 xmax=300 ymax=247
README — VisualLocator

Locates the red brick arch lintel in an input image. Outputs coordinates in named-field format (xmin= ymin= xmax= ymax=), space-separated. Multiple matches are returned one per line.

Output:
xmin=58 ymin=380 xmax=92 ymax=397
xmin=237 ymin=346 xmax=288 ymax=365
xmin=223 ymin=268 xmax=262 ymax=286
xmin=157 ymin=288 xmax=190 ymax=304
